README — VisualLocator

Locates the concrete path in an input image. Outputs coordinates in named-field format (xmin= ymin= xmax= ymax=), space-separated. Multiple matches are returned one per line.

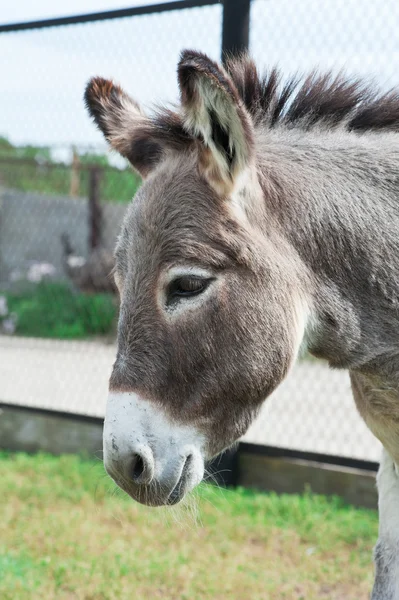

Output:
xmin=0 ymin=335 xmax=381 ymax=462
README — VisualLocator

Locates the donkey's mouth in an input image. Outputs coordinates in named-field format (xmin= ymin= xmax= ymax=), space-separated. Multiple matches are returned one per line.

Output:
xmin=108 ymin=453 xmax=203 ymax=507
xmin=166 ymin=455 xmax=193 ymax=505
xmin=112 ymin=458 xmax=197 ymax=507
xmin=103 ymin=391 xmax=206 ymax=506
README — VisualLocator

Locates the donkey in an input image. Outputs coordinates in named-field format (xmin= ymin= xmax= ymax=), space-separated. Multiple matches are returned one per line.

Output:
xmin=85 ymin=50 xmax=399 ymax=598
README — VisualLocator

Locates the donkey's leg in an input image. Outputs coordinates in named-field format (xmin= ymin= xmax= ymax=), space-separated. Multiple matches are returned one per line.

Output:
xmin=350 ymin=372 xmax=399 ymax=599
xmin=372 ymin=448 xmax=399 ymax=600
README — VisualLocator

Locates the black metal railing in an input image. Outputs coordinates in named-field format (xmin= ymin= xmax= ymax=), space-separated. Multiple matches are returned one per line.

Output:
xmin=0 ymin=0 xmax=251 ymax=59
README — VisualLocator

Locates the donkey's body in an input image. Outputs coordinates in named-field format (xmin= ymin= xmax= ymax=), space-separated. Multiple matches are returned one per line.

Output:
xmin=85 ymin=52 xmax=399 ymax=598
xmin=261 ymin=130 xmax=399 ymax=370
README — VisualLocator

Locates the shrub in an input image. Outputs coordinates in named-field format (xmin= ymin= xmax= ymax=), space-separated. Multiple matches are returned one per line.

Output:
xmin=5 ymin=281 xmax=116 ymax=339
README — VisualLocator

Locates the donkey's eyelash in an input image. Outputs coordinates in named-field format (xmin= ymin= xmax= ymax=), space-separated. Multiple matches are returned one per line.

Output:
xmin=166 ymin=276 xmax=214 ymax=303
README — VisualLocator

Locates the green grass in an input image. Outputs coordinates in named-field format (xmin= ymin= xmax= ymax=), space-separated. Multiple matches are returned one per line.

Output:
xmin=0 ymin=451 xmax=378 ymax=600
xmin=5 ymin=282 xmax=116 ymax=339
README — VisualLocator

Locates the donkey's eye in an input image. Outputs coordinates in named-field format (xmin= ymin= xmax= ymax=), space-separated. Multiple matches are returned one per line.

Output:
xmin=168 ymin=276 xmax=212 ymax=299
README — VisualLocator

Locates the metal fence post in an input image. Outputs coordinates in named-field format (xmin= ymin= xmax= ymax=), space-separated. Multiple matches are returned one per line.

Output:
xmin=88 ymin=166 xmax=103 ymax=250
xmin=221 ymin=0 xmax=251 ymax=61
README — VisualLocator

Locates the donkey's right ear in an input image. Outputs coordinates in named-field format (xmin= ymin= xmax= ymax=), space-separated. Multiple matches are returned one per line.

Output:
xmin=178 ymin=50 xmax=254 ymax=194
xmin=84 ymin=77 xmax=162 ymax=177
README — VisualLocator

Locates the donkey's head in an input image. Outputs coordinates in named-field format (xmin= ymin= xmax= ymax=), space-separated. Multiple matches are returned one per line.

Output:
xmin=85 ymin=51 xmax=308 ymax=506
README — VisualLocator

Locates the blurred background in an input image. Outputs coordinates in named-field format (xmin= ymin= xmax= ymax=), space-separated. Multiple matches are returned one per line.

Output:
xmin=2 ymin=0 xmax=399 ymax=465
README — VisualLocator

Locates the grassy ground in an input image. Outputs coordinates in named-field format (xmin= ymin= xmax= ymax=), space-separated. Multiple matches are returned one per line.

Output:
xmin=1 ymin=452 xmax=378 ymax=600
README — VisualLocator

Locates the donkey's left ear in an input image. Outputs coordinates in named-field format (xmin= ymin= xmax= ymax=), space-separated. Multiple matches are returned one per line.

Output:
xmin=178 ymin=50 xmax=254 ymax=192
xmin=84 ymin=77 xmax=163 ymax=178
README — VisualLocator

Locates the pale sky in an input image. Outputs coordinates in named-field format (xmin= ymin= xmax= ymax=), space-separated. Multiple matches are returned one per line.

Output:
xmin=2 ymin=0 xmax=399 ymax=151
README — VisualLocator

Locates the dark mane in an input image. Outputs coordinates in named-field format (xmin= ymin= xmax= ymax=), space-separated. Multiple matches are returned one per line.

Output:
xmin=225 ymin=55 xmax=399 ymax=133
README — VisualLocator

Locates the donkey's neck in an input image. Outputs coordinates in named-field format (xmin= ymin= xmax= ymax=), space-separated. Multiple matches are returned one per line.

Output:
xmin=258 ymin=129 xmax=399 ymax=378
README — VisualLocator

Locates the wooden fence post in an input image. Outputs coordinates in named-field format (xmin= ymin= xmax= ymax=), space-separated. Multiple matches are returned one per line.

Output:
xmin=69 ymin=147 xmax=80 ymax=197
xmin=88 ymin=166 xmax=103 ymax=250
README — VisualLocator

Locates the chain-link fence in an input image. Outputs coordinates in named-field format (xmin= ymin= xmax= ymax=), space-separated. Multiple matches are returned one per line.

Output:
xmin=2 ymin=0 xmax=398 ymax=462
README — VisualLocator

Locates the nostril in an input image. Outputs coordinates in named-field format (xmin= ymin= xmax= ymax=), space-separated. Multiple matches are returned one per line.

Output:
xmin=131 ymin=453 xmax=145 ymax=482
xmin=129 ymin=449 xmax=154 ymax=485
xmin=184 ymin=453 xmax=193 ymax=473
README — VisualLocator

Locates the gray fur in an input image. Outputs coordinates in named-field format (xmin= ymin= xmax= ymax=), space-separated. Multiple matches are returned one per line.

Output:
xmin=85 ymin=51 xmax=399 ymax=598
